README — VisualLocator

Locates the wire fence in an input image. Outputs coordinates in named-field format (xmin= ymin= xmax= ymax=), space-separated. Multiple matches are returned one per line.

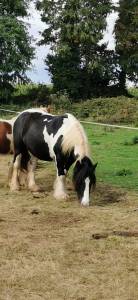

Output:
xmin=0 ymin=108 xmax=20 ymax=114
xmin=0 ymin=107 xmax=137 ymax=131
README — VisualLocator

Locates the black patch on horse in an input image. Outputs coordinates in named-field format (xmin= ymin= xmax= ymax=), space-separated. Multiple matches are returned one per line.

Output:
xmin=54 ymin=135 xmax=76 ymax=176
xmin=43 ymin=114 xmax=68 ymax=136
xmin=13 ymin=112 xmax=52 ymax=164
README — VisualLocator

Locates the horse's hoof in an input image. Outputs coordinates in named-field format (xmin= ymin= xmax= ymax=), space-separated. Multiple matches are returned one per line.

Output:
xmin=29 ymin=185 xmax=41 ymax=192
xmin=81 ymin=202 xmax=89 ymax=207
xmin=54 ymin=193 xmax=69 ymax=200
xmin=10 ymin=185 xmax=20 ymax=192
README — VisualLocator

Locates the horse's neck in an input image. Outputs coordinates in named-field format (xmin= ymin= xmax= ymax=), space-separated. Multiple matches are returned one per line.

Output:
xmin=75 ymin=144 xmax=90 ymax=161
xmin=62 ymin=116 xmax=90 ymax=159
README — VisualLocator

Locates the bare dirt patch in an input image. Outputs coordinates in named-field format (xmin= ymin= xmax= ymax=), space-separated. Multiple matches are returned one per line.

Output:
xmin=0 ymin=155 xmax=138 ymax=300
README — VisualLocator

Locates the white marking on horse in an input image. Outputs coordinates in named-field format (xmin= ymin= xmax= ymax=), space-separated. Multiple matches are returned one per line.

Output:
xmin=43 ymin=113 xmax=90 ymax=162
xmin=43 ymin=115 xmax=71 ymax=159
xmin=81 ymin=177 xmax=90 ymax=206
xmin=54 ymin=175 xmax=68 ymax=199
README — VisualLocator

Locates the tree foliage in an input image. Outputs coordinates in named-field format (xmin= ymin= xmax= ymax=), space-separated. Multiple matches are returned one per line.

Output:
xmin=0 ymin=0 xmax=34 ymax=100
xmin=37 ymin=0 xmax=115 ymax=99
xmin=0 ymin=0 xmax=29 ymax=17
xmin=114 ymin=0 xmax=138 ymax=88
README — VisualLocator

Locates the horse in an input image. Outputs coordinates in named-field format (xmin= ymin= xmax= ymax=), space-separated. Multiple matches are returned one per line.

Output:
xmin=0 ymin=106 xmax=50 ymax=155
xmin=9 ymin=108 xmax=97 ymax=206
xmin=0 ymin=118 xmax=15 ymax=154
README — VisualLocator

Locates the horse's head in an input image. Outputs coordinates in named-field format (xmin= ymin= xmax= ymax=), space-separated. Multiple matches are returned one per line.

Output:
xmin=73 ymin=156 xmax=97 ymax=206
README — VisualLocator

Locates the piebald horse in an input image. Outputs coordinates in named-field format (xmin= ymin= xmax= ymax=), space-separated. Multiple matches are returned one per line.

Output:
xmin=10 ymin=109 xmax=97 ymax=206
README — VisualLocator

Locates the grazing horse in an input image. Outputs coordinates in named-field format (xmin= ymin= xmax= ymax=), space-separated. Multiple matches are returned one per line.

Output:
xmin=10 ymin=109 xmax=97 ymax=206
xmin=0 ymin=118 xmax=15 ymax=154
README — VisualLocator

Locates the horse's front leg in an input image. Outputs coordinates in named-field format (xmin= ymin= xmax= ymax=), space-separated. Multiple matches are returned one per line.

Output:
xmin=53 ymin=156 xmax=68 ymax=200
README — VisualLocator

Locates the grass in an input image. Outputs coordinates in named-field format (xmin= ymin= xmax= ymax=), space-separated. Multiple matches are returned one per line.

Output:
xmin=85 ymin=124 xmax=138 ymax=191
xmin=0 ymin=154 xmax=138 ymax=300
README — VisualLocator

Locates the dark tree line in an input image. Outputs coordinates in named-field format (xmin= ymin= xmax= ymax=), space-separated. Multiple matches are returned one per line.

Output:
xmin=0 ymin=0 xmax=138 ymax=101
xmin=36 ymin=0 xmax=138 ymax=99
xmin=36 ymin=0 xmax=115 ymax=99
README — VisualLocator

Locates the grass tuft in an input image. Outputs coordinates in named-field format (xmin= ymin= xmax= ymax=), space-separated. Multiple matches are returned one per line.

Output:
xmin=115 ymin=169 xmax=133 ymax=176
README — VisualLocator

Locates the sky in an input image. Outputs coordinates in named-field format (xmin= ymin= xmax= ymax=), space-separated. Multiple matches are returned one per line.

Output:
xmin=26 ymin=0 xmax=119 ymax=84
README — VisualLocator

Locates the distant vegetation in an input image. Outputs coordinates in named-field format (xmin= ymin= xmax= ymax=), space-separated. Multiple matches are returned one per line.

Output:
xmin=0 ymin=85 xmax=138 ymax=127
xmin=1 ymin=1 xmax=138 ymax=101
xmin=37 ymin=0 xmax=138 ymax=99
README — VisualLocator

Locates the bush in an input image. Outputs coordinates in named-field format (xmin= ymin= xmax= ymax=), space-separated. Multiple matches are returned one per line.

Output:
xmin=0 ymin=81 xmax=14 ymax=103
xmin=35 ymin=84 xmax=52 ymax=105
xmin=10 ymin=84 xmax=53 ymax=105
xmin=50 ymin=91 xmax=71 ymax=111
xmin=115 ymin=169 xmax=133 ymax=176
xmin=132 ymin=136 xmax=138 ymax=145
xmin=77 ymin=107 xmax=90 ymax=118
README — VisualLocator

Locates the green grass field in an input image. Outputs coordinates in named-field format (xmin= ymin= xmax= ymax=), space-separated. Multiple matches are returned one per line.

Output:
xmin=84 ymin=124 xmax=138 ymax=191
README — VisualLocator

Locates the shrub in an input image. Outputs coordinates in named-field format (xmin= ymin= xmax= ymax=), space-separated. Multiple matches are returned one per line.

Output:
xmin=77 ymin=107 xmax=90 ymax=118
xmin=50 ymin=91 xmax=71 ymax=111
xmin=123 ymin=140 xmax=132 ymax=146
xmin=132 ymin=136 xmax=138 ymax=145
xmin=115 ymin=169 xmax=133 ymax=176
xmin=35 ymin=85 xmax=51 ymax=105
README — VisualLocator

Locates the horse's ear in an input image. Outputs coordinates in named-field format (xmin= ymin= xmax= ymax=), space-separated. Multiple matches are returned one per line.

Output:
xmin=93 ymin=162 xmax=98 ymax=170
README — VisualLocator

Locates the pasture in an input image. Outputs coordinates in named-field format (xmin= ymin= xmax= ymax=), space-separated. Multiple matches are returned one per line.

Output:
xmin=85 ymin=124 xmax=138 ymax=191
xmin=0 ymin=121 xmax=138 ymax=300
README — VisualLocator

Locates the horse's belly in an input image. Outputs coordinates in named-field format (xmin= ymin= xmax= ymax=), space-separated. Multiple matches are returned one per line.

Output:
xmin=25 ymin=138 xmax=53 ymax=162
xmin=30 ymin=148 xmax=53 ymax=161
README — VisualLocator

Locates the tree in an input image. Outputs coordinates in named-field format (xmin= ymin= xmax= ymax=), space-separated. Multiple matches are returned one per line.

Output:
xmin=0 ymin=0 xmax=29 ymax=17
xmin=37 ymin=0 xmax=114 ymax=99
xmin=114 ymin=0 xmax=138 ymax=90
xmin=0 ymin=0 xmax=34 ymax=100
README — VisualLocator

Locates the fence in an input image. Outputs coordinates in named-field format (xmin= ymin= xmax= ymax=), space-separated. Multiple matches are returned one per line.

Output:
xmin=0 ymin=108 xmax=137 ymax=131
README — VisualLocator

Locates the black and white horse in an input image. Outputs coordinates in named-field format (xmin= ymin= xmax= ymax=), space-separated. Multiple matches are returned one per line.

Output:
xmin=10 ymin=108 xmax=97 ymax=206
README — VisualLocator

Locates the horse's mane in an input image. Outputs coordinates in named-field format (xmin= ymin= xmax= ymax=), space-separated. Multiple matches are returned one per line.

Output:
xmin=61 ymin=115 xmax=90 ymax=160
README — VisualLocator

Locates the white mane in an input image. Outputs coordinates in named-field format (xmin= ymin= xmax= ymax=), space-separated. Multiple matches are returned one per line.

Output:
xmin=61 ymin=114 xmax=90 ymax=160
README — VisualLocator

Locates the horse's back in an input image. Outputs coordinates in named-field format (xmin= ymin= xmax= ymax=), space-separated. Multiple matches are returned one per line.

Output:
xmin=13 ymin=110 xmax=84 ymax=160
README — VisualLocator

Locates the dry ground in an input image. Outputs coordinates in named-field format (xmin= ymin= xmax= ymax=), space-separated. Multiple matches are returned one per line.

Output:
xmin=0 ymin=155 xmax=138 ymax=300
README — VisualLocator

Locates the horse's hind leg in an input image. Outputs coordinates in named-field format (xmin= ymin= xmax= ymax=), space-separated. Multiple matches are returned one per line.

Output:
xmin=10 ymin=153 xmax=21 ymax=191
xmin=27 ymin=155 xmax=40 ymax=192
